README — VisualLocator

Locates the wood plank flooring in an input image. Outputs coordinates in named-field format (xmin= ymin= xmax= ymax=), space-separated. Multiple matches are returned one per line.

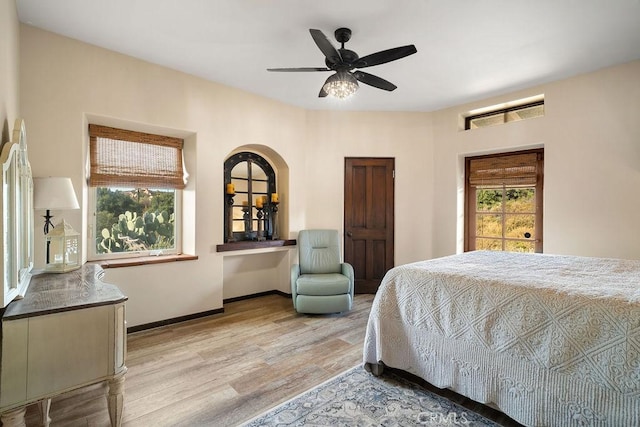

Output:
xmin=23 ymin=293 xmax=520 ymax=426
xmin=24 ymin=294 xmax=375 ymax=426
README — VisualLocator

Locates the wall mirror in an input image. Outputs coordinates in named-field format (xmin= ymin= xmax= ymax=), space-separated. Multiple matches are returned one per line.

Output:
xmin=224 ymin=152 xmax=277 ymax=242
xmin=1 ymin=119 xmax=34 ymax=307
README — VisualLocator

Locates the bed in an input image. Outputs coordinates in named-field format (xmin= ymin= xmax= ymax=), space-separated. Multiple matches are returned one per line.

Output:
xmin=363 ymin=251 xmax=640 ymax=426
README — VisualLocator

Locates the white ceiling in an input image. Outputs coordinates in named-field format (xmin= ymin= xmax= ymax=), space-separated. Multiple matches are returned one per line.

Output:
xmin=15 ymin=0 xmax=640 ymax=112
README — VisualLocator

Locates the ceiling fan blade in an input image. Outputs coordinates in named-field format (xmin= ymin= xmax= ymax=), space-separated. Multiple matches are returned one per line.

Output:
xmin=318 ymin=75 xmax=331 ymax=97
xmin=354 ymin=45 xmax=417 ymax=68
xmin=267 ymin=67 xmax=331 ymax=72
xmin=352 ymin=71 xmax=397 ymax=91
xmin=309 ymin=29 xmax=342 ymax=64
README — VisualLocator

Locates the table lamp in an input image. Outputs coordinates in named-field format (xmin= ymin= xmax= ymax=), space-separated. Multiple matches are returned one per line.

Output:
xmin=33 ymin=177 xmax=81 ymax=272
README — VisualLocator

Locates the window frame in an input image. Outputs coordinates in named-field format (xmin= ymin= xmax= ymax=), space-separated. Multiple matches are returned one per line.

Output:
xmin=87 ymin=125 xmax=186 ymax=261
xmin=465 ymin=100 xmax=544 ymax=130
xmin=88 ymin=187 xmax=182 ymax=261
xmin=464 ymin=148 xmax=544 ymax=253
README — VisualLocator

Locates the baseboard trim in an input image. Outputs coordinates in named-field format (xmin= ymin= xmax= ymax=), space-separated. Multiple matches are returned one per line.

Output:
xmin=127 ymin=307 xmax=225 ymax=333
xmin=223 ymin=289 xmax=291 ymax=304
xmin=127 ymin=290 xmax=292 ymax=333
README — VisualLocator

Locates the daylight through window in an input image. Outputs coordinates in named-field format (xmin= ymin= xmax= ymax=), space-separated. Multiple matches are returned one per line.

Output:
xmin=465 ymin=100 xmax=544 ymax=130
xmin=465 ymin=149 xmax=544 ymax=253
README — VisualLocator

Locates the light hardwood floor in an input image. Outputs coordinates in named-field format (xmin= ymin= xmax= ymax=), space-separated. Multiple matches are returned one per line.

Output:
xmin=25 ymin=294 xmax=376 ymax=426
xmin=24 ymin=293 xmax=519 ymax=427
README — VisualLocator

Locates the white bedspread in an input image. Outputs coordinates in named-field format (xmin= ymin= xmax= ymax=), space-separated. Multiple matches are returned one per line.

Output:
xmin=363 ymin=251 xmax=640 ymax=426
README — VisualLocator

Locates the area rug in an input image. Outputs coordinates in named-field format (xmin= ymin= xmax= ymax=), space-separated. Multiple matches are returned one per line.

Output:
xmin=240 ymin=365 xmax=499 ymax=426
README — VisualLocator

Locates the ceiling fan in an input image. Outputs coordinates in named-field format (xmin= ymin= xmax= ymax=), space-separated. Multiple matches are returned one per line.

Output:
xmin=267 ymin=28 xmax=417 ymax=99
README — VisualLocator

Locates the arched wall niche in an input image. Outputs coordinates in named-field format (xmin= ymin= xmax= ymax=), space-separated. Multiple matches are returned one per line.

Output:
xmin=224 ymin=144 xmax=290 ymax=243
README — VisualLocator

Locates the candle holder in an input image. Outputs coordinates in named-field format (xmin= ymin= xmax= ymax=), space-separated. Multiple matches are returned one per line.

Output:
xmin=270 ymin=201 xmax=279 ymax=240
xmin=226 ymin=193 xmax=235 ymax=243
xmin=242 ymin=205 xmax=251 ymax=240
xmin=263 ymin=206 xmax=271 ymax=239
xmin=256 ymin=206 xmax=265 ymax=241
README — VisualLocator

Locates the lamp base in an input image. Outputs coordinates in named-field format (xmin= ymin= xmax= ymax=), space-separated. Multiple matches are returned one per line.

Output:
xmin=44 ymin=219 xmax=80 ymax=273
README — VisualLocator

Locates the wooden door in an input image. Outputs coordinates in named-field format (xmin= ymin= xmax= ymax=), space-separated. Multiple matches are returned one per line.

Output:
xmin=344 ymin=158 xmax=394 ymax=294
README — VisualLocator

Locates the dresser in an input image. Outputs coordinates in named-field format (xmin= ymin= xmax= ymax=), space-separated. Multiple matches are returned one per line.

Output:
xmin=0 ymin=264 xmax=127 ymax=426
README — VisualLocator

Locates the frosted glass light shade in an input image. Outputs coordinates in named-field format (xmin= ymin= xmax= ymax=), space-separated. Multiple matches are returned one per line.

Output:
xmin=33 ymin=177 xmax=80 ymax=210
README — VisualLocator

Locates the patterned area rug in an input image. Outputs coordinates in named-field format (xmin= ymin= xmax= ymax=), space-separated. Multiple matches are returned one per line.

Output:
xmin=241 ymin=365 xmax=499 ymax=426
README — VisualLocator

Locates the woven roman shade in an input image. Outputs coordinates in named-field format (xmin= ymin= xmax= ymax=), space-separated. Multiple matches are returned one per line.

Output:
xmin=88 ymin=124 xmax=186 ymax=189
xmin=468 ymin=152 xmax=539 ymax=187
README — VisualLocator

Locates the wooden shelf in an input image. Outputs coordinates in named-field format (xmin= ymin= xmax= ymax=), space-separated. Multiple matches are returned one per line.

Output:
xmin=94 ymin=254 xmax=198 ymax=269
xmin=216 ymin=239 xmax=296 ymax=252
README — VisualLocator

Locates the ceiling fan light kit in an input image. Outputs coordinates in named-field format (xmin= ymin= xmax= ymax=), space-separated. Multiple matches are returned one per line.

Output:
xmin=322 ymin=71 xmax=359 ymax=99
xmin=267 ymin=27 xmax=417 ymax=100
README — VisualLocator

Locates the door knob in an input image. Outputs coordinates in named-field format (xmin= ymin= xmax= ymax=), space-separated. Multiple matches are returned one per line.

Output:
xmin=346 ymin=231 xmax=353 ymax=237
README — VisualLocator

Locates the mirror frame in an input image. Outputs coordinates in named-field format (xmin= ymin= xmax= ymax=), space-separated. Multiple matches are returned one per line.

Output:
xmin=224 ymin=152 xmax=276 ymax=242
xmin=1 ymin=119 xmax=34 ymax=307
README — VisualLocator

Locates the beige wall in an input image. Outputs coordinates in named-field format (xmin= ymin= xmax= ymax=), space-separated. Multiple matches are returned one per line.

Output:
xmin=431 ymin=60 xmax=640 ymax=259
xmin=19 ymin=25 xmax=309 ymax=326
xmin=19 ymin=25 xmax=435 ymax=327
xmin=0 ymin=0 xmax=20 ymax=141
xmin=18 ymin=22 xmax=640 ymax=327
xmin=305 ymin=111 xmax=433 ymax=264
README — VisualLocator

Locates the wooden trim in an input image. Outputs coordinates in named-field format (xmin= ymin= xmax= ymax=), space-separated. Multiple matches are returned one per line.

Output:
xmin=464 ymin=148 xmax=544 ymax=253
xmin=127 ymin=307 xmax=224 ymax=333
xmin=216 ymin=239 xmax=296 ymax=252
xmin=93 ymin=253 xmax=198 ymax=269
xmin=534 ymin=151 xmax=545 ymax=253
xmin=223 ymin=290 xmax=291 ymax=304
xmin=465 ymin=100 xmax=544 ymax=130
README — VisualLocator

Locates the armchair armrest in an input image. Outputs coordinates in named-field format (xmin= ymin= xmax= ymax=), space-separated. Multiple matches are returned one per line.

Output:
xmin=341 ymin=263 xmax=355 ymax=294
xmin=291 ymin=264 xmax=301 ymax=308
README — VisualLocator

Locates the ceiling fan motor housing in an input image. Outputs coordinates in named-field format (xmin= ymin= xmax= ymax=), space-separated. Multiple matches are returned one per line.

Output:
xmin=325 ymin=49 xmax=359 ymax=69
xmin=334 ymin=27 xmax=352 ymax=44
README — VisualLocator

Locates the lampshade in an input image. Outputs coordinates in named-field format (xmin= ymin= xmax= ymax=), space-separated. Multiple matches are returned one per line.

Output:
xmin=33 ymin=177 xmax=80 ymax=210
xmin=323 ymin=72 xmax=359 ymax=99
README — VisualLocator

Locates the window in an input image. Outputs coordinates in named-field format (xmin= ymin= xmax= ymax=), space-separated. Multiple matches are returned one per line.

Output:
xmin=88 ymin=124 xmax=186 ymax=259
xmin=465 ymin=100 xmax=544 ymax=130
xmin=224 ymin=152 xmax=277 ymax=242
xmin=465 ymin=149 xmax=544 ymax=253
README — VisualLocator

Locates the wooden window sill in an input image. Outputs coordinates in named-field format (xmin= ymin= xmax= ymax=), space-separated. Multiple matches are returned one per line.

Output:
xmin=92 ymin=254 xmax=198 ymax=269
xmin=216 ymin=239 xmax=296 ymax=252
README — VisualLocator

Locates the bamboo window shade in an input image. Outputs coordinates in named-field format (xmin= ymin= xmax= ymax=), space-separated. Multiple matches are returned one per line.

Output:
xmin=88 ymin=124 xmax=186 ymax=189
xmin=468 ymin=152 xmax=539 ymax=187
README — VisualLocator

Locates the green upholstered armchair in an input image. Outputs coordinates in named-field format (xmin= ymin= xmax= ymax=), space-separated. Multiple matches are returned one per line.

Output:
xmin=291 ymin=229 xmax=354 ymax=314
